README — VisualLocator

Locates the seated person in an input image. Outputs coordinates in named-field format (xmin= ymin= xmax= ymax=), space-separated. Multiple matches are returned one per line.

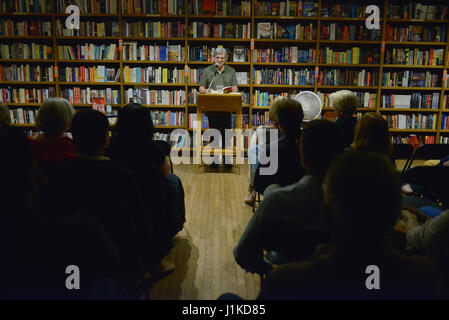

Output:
xmin=399 ymin=207 xmax=449 ymax=298
xmin=30 ymin=98 xmax=76 ymax=162
xmin=234 ymin=120 xmax=344 ymax=275
xmin=253 ymin=98 xmax=306 ymax=194
xmin=330 ymin=90 xmax=358 ymax=149
xmin=258 ymin=152 xmax=441 ymax=300
xmin=107 ymin=103 xmax=185 ymax=270
xmin=0 ymin=124 xmax=119 ymax=299
xmin=244 ymin=96 xmax=282 ymax=205
xmin=0 ymin=102 xmax=10 ymax=126
xmin=41 ymin=109 xmax=144 ymax=284
xmin=351 ymin=112 xmax=392 ymax=157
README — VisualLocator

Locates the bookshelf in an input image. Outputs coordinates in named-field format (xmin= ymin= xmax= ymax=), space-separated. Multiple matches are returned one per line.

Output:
xmin=1 ymin=0 xmax=449 ymax=145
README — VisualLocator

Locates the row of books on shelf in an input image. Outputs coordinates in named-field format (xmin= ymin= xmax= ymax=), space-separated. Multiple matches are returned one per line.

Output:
xmin=385 ymin=114 xmax=436 ymax=130
xmin=0 ymin=65 xmax=54 ymax=82
xmin=122 ymin=21 xmax=185 ymax=38
xmin=56 ymin=20 xmax=120 ymax=37
xmin=232 ymin=113 xmax=250 ymax=129
xmin=256 ymin=22 xmax=314 ymax=40
xmin=189 ymin=0 xmax=251 ymax=16
xmin=254 ymin=47 xmax=315 ymax=64
xmin=151 ymin=110 xmax=184 ymax=126
xmin=189 ymin=46 xmax=248 ymax=63
xmin=0 ymin=87 xmax=55 ymax=104
xmin=253 ymin=68 xmax=315 ymax=85
xmin=384 ymin=48 xmax=445 ymax=66
xmin=58 ymin=44 xmax=119 ymax=61
xmin=57 ymin=0 xmax=118 ymax=14
xmin=0 ymin=0 xmax=51 ymax=13
xmin=392 ymin=135 xmax=436 ymax=147
xmin=387 ymin=3 xmax=448 ymax=20
xmin=1 ymin=1 xmax=447 ymax=20
xmin=189 ymin=22 xmax=251 ymax=39
xmin=0 ymin=20 xmax=52 ymax=37
xmin=380 ymin=93 xmax=440 ymax=109
xmin=125 ymin=88 xmax=185 ymax=105
xmin=254 ymin=0 xmax=317 ymax=17
xmin=62 ymin=87 xmax=121 ymax=104
xmin=441 ymin=136 xmax=449 ymax=144
xmin=319 ymin=47 xmax=379 ymax=65
xmin=8 ymin=107 xmax=37 ymax=124
xmin=441 ymin=114 xmax=449 ymax=130
xmin=385 ymin=25 xmax=446 ymax=42
xmin=59 ymin=66 xmax=120 ymax=83
xmin=252 ymin=111 xmax=273 ymax=126
xmin=0 ymin=43 xmax=53 ymax=60
xmin=445 ymin=96 xmax=449 ymax=110
xmin=123 ymin=66 xmax=186 ymax=83
xmin=321 ymin=3 xmax=372 ymax=18
xmin=122 ymin=0 xmax=182 ymax=14
xmin=252 ymin=91 xmax=288 ymax=107
xmin=320 ymin=24 xmax=381 ymax=41
xmin=382 ymin=71 xmax=440 ymax=88
xmin=318 ymin=69 xmax=377 ymax=87
xmin=123 ymin=42 xmax=184 ymax=61
xmin=318 ymin=92 xmax=377 ymax=108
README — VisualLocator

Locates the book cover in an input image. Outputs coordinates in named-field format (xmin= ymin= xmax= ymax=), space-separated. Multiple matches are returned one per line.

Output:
xmin=92 ymin=96 xmax=106 ymax=114
xmin=233 ymin=46 xmax=245 ymax=62
xmin=257 ymin=22 xmax=271 ymax=39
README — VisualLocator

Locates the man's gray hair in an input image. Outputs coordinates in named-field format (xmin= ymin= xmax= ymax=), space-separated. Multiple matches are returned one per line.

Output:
xmin=213 ymin=47 xmax=228 ymax=60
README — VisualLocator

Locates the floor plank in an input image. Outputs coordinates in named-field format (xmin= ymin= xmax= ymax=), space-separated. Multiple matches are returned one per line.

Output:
xmin=150 ymin=164 xmax=260 ymax=300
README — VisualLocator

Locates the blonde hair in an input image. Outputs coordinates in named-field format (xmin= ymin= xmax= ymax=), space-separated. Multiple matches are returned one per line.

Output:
xmin=268 ymin=95 xmax=288 ymax=122
xmin=36 ymin=98 xmax=75 ymax=136
xmin=352 ymin=112 xmax=392 ymax=156
xmin=0 ymin=103 xmax=10 ymax=125
xmin=330 ymin=90 xmax=358 ymax=116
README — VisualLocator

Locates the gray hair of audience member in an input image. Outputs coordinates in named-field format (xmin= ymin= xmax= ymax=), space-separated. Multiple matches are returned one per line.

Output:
xmin=329 ymin=90 xmax=358 ymax=116
xmin=213 ymin=47 xmax=228 ymax=61
xmin=36 ymin=98 xmax=75 ymax=136
xmin=324 ymin=151 xmax=402 ymax=242
xmin=268 ymin=95 xmax=288 ymax=122
xmin=0 ymin=103 xmax=10 ymax=125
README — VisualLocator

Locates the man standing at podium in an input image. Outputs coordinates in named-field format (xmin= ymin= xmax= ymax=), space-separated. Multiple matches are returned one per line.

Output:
xmin=199 ymin=47 xmax=238 ymax=167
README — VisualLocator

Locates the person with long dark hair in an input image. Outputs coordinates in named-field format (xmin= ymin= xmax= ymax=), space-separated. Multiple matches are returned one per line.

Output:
xmin=107 ymin=102 xmax=185 ymax=272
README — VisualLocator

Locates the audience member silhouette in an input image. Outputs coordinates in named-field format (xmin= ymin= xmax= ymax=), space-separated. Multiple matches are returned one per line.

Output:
xmin=106 ymin=102 xmax=185 ymax=270
xmin=234 ymin=120 xmax=344 ymax=274
xmin=330 ymin=90 xmax=358 ymax=149
xmin=253 ymin=98 xmax=306 ymax=194
xmin=0 ymin=124 xmax=120 ymax=299
xmin=41 ymin=109 xmax=144 ymax=285
xmin=258 ymin=152 xmax=441 ymax=299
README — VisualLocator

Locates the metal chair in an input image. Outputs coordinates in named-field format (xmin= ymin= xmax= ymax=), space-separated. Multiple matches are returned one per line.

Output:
xmin=405 ymin=144 xmax=449 ymax=172
xmin=391 ymin=144 xmax=414 ymax=177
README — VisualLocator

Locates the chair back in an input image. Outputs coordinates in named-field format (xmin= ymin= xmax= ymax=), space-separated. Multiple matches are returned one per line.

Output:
xmin=392 ymin=144 xmax=414 ymax=176
xmin=406 ymin=144 xmax=449 ymax=171
xmin=403 ymin=166 xmax=449 ymax=208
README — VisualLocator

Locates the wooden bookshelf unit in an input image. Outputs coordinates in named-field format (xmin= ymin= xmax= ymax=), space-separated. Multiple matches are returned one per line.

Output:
xmin=1 ymin=0 xmax=449 ymax=144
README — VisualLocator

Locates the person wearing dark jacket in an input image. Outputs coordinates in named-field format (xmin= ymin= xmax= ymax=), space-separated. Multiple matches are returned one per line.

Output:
xmin=106 ymin=103 xmax=185 ymax=270
xmin=330 ymin=90 xmax=358 ymax=149
xmin=253 ymin=98 xmax=306 ymax=194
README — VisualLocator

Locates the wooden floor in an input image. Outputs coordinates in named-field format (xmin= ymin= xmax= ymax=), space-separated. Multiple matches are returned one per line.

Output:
xmin=148 ymin=160 xmax=421 ymax=300
xmin=149 ymin=163 xmax=260 ymax=300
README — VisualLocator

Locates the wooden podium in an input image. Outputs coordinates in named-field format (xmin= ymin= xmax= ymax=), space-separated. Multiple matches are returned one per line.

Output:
xmin=195 ymin=93 xmax=243 ymax=174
